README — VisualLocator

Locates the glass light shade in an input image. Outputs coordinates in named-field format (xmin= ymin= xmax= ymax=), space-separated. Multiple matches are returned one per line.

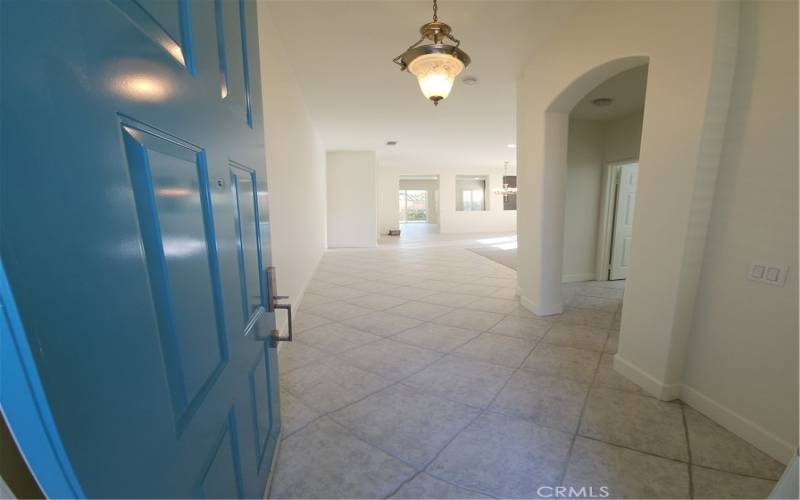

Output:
xmin=407 ymin=52 xmax=465 ymax=102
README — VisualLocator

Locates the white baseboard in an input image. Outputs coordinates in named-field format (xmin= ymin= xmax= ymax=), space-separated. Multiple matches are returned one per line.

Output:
xmin=613 ymin=354 xmax=682 ymax=400
xmin=275 ymin=253 xmax=323 ymax=353
xmin=327 ymin=241 xmax=378 ymax=249
xmin=562 ymin=273 xmax=596 ymax=283
xmin=682 ymin=384 xmax=794 ymax=464
xmin=613 ymin=354 xmax=795 ymax=464
xmin=520 ymin=294 xmax=563 ymax=317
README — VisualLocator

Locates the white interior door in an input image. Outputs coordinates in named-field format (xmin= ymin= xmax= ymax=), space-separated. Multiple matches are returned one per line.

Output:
xmin=610 ymin=163 xmax=639 ymax=280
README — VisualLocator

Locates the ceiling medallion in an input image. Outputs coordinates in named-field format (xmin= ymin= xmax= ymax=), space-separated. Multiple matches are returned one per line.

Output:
xmin=393 ymin=0 xmax=471 ymax=106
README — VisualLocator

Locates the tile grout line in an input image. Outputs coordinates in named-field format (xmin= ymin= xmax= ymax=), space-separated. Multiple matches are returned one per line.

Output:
xmin=410 ymin=326 xmax=551 ymax=499
xmin=333 ymin=301 xmax=540 ymax=499
xmin=423 ymin=470 xmax=501 ymax=499
xmin=280 ymin=371 xmax=416 ymax=447
xmin=382 ymin=470 xmax=421 ymax=499
xmin=344 ymin=311 xmax=433 ymax=340
xmin=681 ymin=403 xmax=695 ymax=499
xmin=556 ymin=332 xmax=608 ymax=488
xmin=689 ymin=462 xmax=783 ymax=483
xmin=565 ymin=408 xmax=780 ymax=483
xmin=282 ymin=310 xmax=473 ymax=443
xmin=279 ymin=317 xmax=437 ymax=440
xmin=480 ymin=323 xmax=549 ymax=410
xmin=320 ymin=362 xmax=502 ymax=499
xmin=284 ymin=339 xmax=443 ymax=439
xmin=577 ymin=434 xmax=690 ymax=467
xmin=405 ymin=379 xmax=511 ymax=499
xmin=287 ymin=259 xmax=776 ymax=496
xmin=381 ymin=405 xmax=497 ymax=500
xmin=384 ymin=324 xmax=482 ymax=354
xmin=447 ymin=329 xmax=549 ymax=420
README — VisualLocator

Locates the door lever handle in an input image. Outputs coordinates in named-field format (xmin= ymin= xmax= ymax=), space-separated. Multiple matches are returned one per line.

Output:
xmin=269 ymin=301 xmax=292 ymax=347
xmin=263 ymin=267 xmax=293 ymax=347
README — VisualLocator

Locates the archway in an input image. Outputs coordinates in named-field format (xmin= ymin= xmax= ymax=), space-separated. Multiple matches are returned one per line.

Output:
xmin=515 ymin=0 xmax=739 ymax=401
xmin=532 ymin=55 xmax=650 ymax=315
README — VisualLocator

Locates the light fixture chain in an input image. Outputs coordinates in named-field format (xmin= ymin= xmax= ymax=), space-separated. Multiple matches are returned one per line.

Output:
xmin=432 ymin=0 xmax=438 ymax=21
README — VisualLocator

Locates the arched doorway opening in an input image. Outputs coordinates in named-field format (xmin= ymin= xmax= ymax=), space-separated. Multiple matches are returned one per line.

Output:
xmin=560 ymin=65 xmax=648 ymax=349
xmin=521 ymin=56 xmax=649 ymax=316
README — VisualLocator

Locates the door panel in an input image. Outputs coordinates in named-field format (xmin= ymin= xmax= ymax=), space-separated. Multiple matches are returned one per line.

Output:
xmin=230 ymin=162 xmax=264 ymax=324
xmin=248 ymin=346 xmax=277 ymax=469
xmin=215 ymin=0 xmax=253 ymax=125
xmin=610 ymin=164 xmax=639 ymax=280
xmin=1 ymin=0 xmax=279 ymax=497
xmin=121 ymin=120 xmax=229 ymax=425
xmin=111 ymin=0 xmax=195 ymax=72
xmin=197 ymin=410 xmax=244 ymax=499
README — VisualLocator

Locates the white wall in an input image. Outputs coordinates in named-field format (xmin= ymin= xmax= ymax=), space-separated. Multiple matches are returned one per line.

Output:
xmin=377 ymin=165 xmax=517 ymax=235
xmin=682 ymin=0 xmax=798 ymax=462
xmin=518 ymin=0 xmax=740 ymax=401
xmin=563 ymin=113 xmax=643 ymax=281
xmin=518 ymin=0 xmax=796 ymax=463
xmin=327 ymin=151 xmax=377 ymax=247
xmin=604 ymin=111 xmax=644 ymax=163
xmin=563 ymin=120 xmax=603 ymax=281
xmin=399 ymin=178 xmax=439 ymax=225
xmin=377 ymin=168 xmax=400 ymax=236
xmin=257 ymin=5 xmax=327 ymax=333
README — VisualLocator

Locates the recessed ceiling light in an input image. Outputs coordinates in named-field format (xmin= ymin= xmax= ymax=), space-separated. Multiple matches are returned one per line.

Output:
xmin=386 ymin=141 xmax=397 ymax=146
xmin=592 ymin=97 xmax=614 ymax=107
xmin=462 ymin=76 xmax=478 ymax=86
xmin=507 ymin=144 xmax=517 ymax=149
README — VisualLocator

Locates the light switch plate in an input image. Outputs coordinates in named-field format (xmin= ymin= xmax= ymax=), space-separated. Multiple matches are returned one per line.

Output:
xmin=748 ymin=263 xmax=788 ymax=286
xmin=765 ymin=267 xmax=780 ymax=282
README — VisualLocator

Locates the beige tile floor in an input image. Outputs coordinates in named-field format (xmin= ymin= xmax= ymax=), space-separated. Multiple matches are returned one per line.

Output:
xmin=268 ymin=243 xmax=785 ymax=499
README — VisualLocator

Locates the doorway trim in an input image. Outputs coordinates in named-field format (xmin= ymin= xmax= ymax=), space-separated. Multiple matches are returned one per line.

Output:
xmin=594 ymin=158 xmax=638 ymax=281
xmin=0 ymin=261 xmax=85 ymax=498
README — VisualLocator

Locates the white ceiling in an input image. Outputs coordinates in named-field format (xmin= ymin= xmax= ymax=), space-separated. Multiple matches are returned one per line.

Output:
xmin=570 ymin=65 xmax=648 ymax=121
xmin=265 ymin=1 xmax=580 ymax=169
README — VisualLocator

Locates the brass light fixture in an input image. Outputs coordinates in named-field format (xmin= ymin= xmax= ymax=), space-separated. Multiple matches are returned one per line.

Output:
xmin=393 ymin=0 xmax=471 ymax=105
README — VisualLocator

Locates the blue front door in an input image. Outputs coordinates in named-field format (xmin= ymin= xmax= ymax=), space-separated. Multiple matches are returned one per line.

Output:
xmin=1 ymin=0 xmax=280 ymax=497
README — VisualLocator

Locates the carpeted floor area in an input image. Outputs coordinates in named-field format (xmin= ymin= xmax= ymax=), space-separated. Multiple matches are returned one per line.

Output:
xmin=466 ymin=246 xmax=517 ymax=270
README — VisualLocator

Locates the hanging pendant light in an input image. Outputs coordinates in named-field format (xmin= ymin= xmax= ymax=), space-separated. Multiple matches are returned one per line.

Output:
xmin=393 ymin=0 xmax=471 ymax=106
xmin=493 ymin=162 xmax=518 ymax=200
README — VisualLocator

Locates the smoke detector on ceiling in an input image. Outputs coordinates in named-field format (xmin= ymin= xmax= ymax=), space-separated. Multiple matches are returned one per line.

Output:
xmin=592 ymin=97 xmax=614 ymax=107
xmin=386 ymin=141 xmax=398 ymax=146
xmin=462 ymin=76 xmax=479 ymax=86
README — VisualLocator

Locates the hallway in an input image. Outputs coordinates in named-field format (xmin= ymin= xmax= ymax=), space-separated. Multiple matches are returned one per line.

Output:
xmin=270 ymin=241 xmax=783 ymax=499
xmin=1 ymin=0 xmax=796 ymax=497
